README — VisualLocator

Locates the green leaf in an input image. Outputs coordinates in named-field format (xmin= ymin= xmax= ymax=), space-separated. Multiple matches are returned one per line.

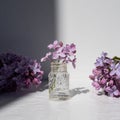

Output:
xmin=113 ymin=56 xmax=120 ymax=63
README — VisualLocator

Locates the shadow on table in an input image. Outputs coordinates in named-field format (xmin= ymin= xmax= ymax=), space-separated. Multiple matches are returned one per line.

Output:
xmin=69 ymin=87 xmax=89 ymax=98
xmin=0 ymin=81 xmax=48 ymax=109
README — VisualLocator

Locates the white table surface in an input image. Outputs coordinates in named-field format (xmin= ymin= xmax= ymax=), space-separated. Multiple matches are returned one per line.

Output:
xmin=0 ymin=76 xmax=120 ymax=120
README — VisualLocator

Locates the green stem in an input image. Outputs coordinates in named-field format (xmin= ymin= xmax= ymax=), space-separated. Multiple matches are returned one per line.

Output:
xmin=113 ymin=56 xmax=120 ymax=63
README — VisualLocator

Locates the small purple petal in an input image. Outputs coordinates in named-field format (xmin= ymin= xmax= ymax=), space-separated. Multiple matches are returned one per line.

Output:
xmin=48 ymin=44 xmax=53 ymax=49
xmin=89 ymin=75 xmax=95 ymax=80
xmin=113 ymin=90 xmax=120 ymax=96
xmin=92 ymin=81 xmax=101 ymax=90
xmin=100 ymin=78 xmax=106 ymax=84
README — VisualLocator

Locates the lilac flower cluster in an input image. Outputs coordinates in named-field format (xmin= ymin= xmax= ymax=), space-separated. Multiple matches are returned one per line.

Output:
xmin=41 ymin=40 xmax=76 ymax=68
xmin=0 ymin=53 xmax=44 ymax=92
xmin=89 ymin=52 xmax=120 ymax=97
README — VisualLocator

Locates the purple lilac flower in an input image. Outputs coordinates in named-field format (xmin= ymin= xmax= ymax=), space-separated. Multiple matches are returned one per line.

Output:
xmin=100 ymin=78 xmax=107 ymax=84
xmin=110 ymin=62 xmax=120 ymax=78
xmin=41 ymin=40 xmax=76 ymax=68
xmin=41 ymin=52 xmax=51 ymax=62
xmin=89 ymin=75 xmax=95 ymax=80
xmin=92 ymin=81 xmax=101 ymax=90
xmin=48 ymin=40 xmax=63 ymax=50
xmin=105 ymin=86 xmax=120 ymax=97
xmin=0 ymin=53 xmax=44 ymax=92
xmin=95 ymin=52 xmax=112 ymax=67
xmin=95 ymin=52 xmax=107 ymax=67
xmin=92 ymin=69 xmax=102 ymax=76
xmin=89 ymin=52 xmax=120 ymax=98
xmin=104 ymin=68 xmax=109 ymax=74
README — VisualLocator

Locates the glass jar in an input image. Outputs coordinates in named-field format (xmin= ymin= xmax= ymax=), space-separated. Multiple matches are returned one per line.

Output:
xmin=48 ymin=61 xmax=69 ymax=100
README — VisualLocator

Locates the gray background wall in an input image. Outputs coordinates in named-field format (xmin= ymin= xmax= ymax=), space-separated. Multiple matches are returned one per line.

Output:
xmin=1 ymin=0 xmax=120 ymax=83
xmin=0 ymin=0 xmax=56 ymax=79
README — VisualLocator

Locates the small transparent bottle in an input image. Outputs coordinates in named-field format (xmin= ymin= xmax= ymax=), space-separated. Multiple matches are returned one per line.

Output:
xmin=48 ymin=61 xmax=69 ymax=100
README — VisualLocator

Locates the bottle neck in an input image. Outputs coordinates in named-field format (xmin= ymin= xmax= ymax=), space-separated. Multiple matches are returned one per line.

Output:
xmin=51 ymin=62 xmax=67 ymax=72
